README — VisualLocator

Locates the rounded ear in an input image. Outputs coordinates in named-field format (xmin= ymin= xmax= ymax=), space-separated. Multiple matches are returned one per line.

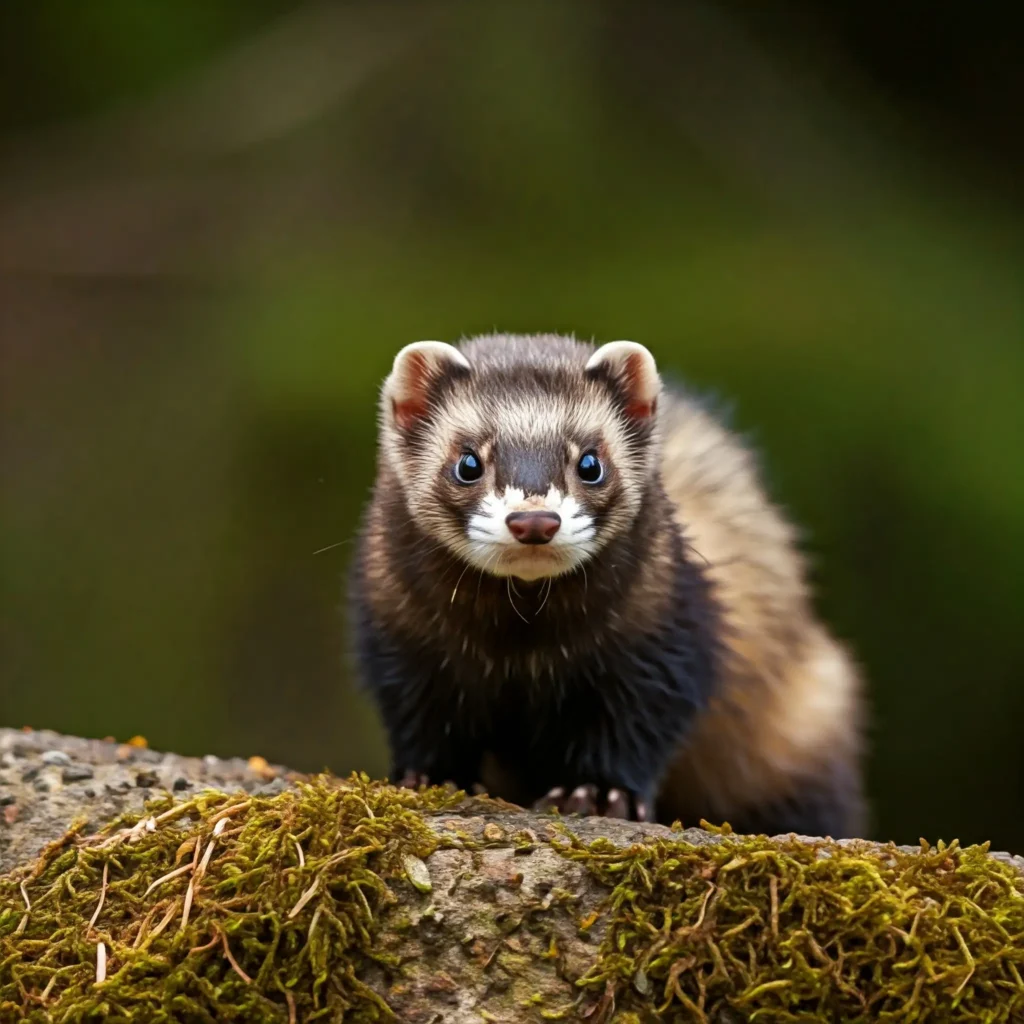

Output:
xmin=585 ymin=340 xmax=660 ymax=420
xmin=383 ymin=341 xmax=471 ymax=431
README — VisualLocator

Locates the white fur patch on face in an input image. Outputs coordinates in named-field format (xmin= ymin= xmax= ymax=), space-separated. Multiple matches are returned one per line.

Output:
xmin=463 ymin=485 xmax=596 ymax=580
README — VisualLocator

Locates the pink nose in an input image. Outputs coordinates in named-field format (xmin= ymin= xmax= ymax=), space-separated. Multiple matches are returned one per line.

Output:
xmin=505 ymin=511 xmax=561 ymax=545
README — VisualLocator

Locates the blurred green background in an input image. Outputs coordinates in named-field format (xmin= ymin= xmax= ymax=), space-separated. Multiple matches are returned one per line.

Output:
xmin=1 ymin=2 xmax=1021 ymax=849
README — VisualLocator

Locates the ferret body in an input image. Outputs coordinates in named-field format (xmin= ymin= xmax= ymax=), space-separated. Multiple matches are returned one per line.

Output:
xmin=348 ymin=333 xmax=865 ymax=836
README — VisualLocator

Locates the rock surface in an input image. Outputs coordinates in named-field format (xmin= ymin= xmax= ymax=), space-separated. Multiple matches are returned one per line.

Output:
xmin=0 ymin=727 xmax=296 ymax=873
xmin=2 ymin=727 xmax=1024 ymax=1023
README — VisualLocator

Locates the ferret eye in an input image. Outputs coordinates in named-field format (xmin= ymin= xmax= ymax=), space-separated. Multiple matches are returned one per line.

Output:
xmin=577 ymin=451 xmax=604 ymax=485
xmin=454 ymin=451 xmax=484 ymax=484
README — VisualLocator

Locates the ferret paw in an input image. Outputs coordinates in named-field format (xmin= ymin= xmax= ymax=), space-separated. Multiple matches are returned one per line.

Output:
xmin=398 ymin=770 xmax=431 ymax=790
xmin=398 ymin=771 xmax=477 ymax=793
xmin=535 ymin=785 xmax=651 ymax=821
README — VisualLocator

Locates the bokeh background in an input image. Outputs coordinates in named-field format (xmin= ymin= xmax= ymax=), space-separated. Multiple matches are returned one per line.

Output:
xmin=1 ymin=2 xmax=1021 ymax=850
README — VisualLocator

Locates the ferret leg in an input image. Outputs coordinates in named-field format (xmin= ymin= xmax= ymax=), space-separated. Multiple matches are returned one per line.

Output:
xmin=386 ymin=733 xmax=482 ymax=794
xmin=378 ymin=691 xmax=483 ymax=792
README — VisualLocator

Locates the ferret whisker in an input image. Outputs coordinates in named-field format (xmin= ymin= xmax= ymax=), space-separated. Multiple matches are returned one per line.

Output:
xmin=476 ymin=548 xmax=502 ymax=598
xmin=534 ymin=576 xmax=554 ymax=617
xmin=476 ymin=554 xmax=496 ymax=597
xmin=506 ymin=576 xmax=529 ymax=624
xmin=312 ymin=538 xmax=352 ymax=556
xmin=450 ymin=560 xmax=473 ymax=605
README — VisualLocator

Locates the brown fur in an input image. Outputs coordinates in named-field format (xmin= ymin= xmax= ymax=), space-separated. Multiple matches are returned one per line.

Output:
xmin=656 ymin=395 xmax=865 ymax=832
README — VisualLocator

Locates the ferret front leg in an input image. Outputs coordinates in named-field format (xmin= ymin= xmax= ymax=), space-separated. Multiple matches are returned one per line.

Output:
xmin=382 ymin=694 xmax=484 ymax=794
xmin=386 ymin=726 xmax=482 ymax=794
xmin=357 ymin=629 xmax=483 ymax=792
xmin=529 ymin=671 xmax=694 ymax=822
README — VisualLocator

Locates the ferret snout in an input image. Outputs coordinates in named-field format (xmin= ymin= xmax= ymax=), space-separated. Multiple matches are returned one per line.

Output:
xmin=505 ymin=511 xmax=561 ymax=545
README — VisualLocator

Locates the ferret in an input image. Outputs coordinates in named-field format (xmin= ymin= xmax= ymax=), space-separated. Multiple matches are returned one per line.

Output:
xmin=348 ymin=333 xmax=865 ymax=837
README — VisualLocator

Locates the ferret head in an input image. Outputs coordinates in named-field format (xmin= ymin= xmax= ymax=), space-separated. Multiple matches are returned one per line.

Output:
xmin=378 ymin=334 xmax=662 ymax=581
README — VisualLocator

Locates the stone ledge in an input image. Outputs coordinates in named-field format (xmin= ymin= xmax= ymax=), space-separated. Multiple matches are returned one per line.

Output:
xmin=2 ymin=728 xmax=1022 ymax=1023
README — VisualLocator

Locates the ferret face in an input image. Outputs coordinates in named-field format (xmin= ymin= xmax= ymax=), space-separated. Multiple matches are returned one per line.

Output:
xmin=379 ymin=335 xmax=662 ymax=582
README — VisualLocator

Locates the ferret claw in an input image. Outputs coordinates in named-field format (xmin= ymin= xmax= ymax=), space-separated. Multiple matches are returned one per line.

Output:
xmin=534 ymin=784 xmax=644 ymax=820
xmin=565 ymin=784 xmax=599 ymax=815
xmin=533 ymin=786 xmax=565 ymax=812
xmin=605 ymin=788 xmax=630 ymax=819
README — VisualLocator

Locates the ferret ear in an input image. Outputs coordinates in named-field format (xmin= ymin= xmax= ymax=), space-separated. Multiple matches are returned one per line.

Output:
xmin=585 ymin=341 xmax=660 ymax=420
xmin=383 ymin=341 xmax=471 ymax=431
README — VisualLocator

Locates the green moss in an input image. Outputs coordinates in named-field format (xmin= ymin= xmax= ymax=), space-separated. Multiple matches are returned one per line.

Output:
xmin=0 ymin=775 xmax=462 ymax=1023
xmin=553 ymin=824 xmax=1024 ymax=1022
xmin=2 ymin=779 xmax=1023 ymax=1023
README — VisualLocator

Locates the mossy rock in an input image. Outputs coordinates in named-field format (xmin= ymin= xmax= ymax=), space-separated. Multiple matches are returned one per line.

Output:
xmin=1 ymin=774 xmax=1022 ymax=1022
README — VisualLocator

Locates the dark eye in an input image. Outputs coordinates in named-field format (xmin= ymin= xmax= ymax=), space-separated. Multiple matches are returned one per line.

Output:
xmin=577 ymin=451 xmax=604 ymax=484
xmin=454 ymin=451 xmax=484 ymax=484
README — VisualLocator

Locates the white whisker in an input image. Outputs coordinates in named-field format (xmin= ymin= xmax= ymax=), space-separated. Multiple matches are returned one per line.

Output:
xmin=535 ymin=576 xmax=554 ymax=616
xmin=450 ymin=560 xmax=473 ymax=605
xmin=506 ymin=576 xmax=529 ymax=623
xmin=312 ymin=539 xmax=351 ymax=555
xmin=477 ymin=548 xmax=502 ymax=597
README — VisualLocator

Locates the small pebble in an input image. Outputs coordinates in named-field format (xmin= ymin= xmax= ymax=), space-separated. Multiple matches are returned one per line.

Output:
xmin=20 ymin=766 xmax=40 ymax=782
xmin=42 ymin=750 xmax=72 ymax=766
xmin=173 ymin=777 xmax=191 ymax=792
xmin=0 ymin=794 xmax=16 ymax=806
xmin=34 ymin=777 xmax=52 ymax=793
xmin=135 ymin=770 xmax=160 ymax=789
xmin=247 ymin=755 xmax=277 ymax=781
xmin=403 ymin=854 xmax=433 ymax=893
xmin=84 ymin=787 xmax=96 ymax=798
xmin=62 ymin=765 xmax=95 ymax=783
